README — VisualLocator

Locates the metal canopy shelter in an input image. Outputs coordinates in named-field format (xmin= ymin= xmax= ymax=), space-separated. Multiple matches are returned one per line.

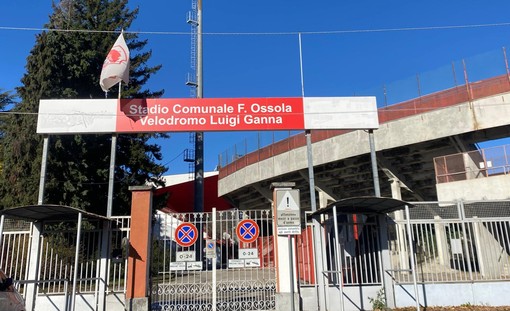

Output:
xmin=310 ymin=196 xmax=415 ymax=216
xmin=308 ymin=196 xmax=420 ymax=311
xmin=0 ymin=204 xmax=110 ymax=222
xmin=0 ymin=204 xmax=112 ymax=311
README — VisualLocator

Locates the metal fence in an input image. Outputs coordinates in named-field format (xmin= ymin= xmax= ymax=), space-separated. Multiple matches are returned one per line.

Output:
xmin=0 ymin=216 xmax=130 ymax=295
xmin=296 ymin=200 xmax=510 ymax=286
xmin=3 ymin=200 xmax=510 ymax=302
xmin=0 ymin=219 xmax=31 ymax=284
xmin=297 ymin=214 xmax=384 ymax=288
xmin=434 ymin=144 xmax=510 ymax=183
xmin=390 ymin=201 xmax=510 ymax=283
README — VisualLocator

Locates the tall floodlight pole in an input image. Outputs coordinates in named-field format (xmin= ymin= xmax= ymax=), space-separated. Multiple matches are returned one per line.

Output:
xmin=194 ymin=0 xmax=204 ymax=214
xmin=193 ymin=0 xmax=205 ymax=267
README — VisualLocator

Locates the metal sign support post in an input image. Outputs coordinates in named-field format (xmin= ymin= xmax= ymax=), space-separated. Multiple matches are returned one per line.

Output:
xmin=288 ymin=235 xmax=295 ymax=311
xmin=25 ymin=135 xmax=50 ymax=310
xmin=368 ymin=129 xmax=380 ymax=197
xmin=276 ymin=186 xmax=301 ymax=311
xmin=38 ymin=135 xmax=49 ymax=205
xmin=305 ymin=131 xmax=327 ymax=311
xmin=272 ymin=183 xmax=300 ymax=311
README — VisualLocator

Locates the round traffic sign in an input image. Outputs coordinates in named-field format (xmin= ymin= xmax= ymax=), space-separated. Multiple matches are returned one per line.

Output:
xmin=236 ymin=219 xmax=259 ymax=243
xmin=175 ymin=223 xmax=198 ymax=247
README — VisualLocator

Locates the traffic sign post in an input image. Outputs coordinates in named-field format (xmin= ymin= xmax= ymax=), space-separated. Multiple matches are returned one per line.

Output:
xmin=271 ymin=182 xmax=300 ymax=311
xmin=175 ymin=223 xmax=199 ymax=247
xmin=205 ymin=239 xmax=216 ymax=259
xmin=275 ymin=188 xmax=301 ymax=311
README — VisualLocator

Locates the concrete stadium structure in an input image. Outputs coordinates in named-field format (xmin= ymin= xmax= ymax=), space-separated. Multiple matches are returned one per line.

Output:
xmin=218 ymin=74 xmax=510 ymax=209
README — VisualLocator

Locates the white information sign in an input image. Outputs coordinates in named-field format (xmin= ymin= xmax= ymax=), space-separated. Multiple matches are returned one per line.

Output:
xmin=245 ymin=259 xmax=261 ymax=268
xmin=186 ymin=262 xmax=203 ymax=270
xmin=228 ymin=259 xmax=245 ymax=269
xmin=176 ymin=251 xmax=196 ymax=262
xmin=239 ymin=248 xmax=258 ymax=259
xmin=170 ymin=262 xmax=186 ymax=271
xmin=277 ymin=226 xmax=302 ymax=235
xmin=276 ymin=189 xmax=302 ymax=235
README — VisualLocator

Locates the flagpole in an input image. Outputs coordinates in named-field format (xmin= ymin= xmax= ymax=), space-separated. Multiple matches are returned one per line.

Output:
xmin=98 ymin=31 xmax=128 ymax=311
xmin=106 ymin=83 xmax=119 ymax=218
xmin=98 ymin=82 xmax=119 ymax=311
xmin=105 ymin=31 xmax=123 ymax=217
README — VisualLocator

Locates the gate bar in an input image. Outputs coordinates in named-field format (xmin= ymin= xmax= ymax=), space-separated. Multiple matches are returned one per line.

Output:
xmin=405 ymin=205 xmax=420 ymax=311
xmin=212 ymin=207 xmax=217 ymax=311
xmin=332 ymin=205 xmax=345 ymax=311
xmin=71 ymin=212 xmax=83 ymax=311
xmin=0 ymin=215 xmax=4 ymax=248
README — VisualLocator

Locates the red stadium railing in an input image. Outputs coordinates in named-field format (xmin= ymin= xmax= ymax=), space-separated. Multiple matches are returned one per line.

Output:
xmin=219 ymin=74 xmax=510 ymax=179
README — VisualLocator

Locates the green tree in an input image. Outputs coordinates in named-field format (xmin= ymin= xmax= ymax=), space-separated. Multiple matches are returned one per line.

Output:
xmin=0 ymin=90 xmax=16 ymax=173
xmin=0 ymin=90 xmax=14 ymax=110
xmin=0 ymin=0 xmax=168 ymax=215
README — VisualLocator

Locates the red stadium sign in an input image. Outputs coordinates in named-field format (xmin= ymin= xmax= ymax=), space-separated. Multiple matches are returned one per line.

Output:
xmin=116 ymin=97 xmax=305 ymax=132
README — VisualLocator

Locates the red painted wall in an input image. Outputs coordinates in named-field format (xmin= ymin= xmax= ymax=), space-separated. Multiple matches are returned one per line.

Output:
xmin=154 ymin=174 xmax=233 ymax=213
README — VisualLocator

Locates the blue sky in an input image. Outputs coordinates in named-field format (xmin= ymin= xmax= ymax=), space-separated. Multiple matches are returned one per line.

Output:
xmin=2 ymin=1 xmax=510 ymax=174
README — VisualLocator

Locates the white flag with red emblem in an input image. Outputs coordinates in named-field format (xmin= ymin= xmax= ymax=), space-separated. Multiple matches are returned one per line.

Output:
xmin=100 ymin=32 xmax=130 ymax=92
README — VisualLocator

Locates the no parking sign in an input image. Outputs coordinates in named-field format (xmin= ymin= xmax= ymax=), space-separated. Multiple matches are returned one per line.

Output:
xmin=236 ymin=219 xmax=259 ymax=244
xmin=175 ymin=223 xmax=198 ymax=247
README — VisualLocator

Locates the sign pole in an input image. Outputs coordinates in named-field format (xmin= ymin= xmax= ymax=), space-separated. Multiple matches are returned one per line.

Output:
xmin=272 ymin=182 xmax=300 ymax=310
xmin=288 ymin=234 xmax=295 ymax=311
xmin=369 ymin=129 xmax=381 ymax=197
xmin=38 ymin=135 xmax=49 ymax=205
xmin=305 ymin=130 xmax=328 ymax=311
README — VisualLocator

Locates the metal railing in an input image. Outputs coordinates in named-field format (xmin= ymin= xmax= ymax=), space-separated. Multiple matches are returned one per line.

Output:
xmin=389 ymin=201 xmax=510 ymax=283
xmin=434 ymin=144 xmax=510 ymax=184
xmin=0 ymin=216 xmax=131 ymax=295
xmin=3 ymin=200 xmax=510 ymax=296
xmin=0 ymin=219 xmax=31 ymax=284
xmin=302 ymin=214 xmax=383 ymax=287
xmin=296 ymin=200 xmax=510 ymax=286
xmin=219 ymin=46 xmax=510 ymax=174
